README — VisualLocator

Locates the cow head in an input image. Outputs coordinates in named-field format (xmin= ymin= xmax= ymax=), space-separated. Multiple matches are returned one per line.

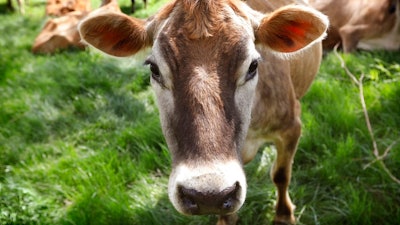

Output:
xmin=357 ymin=0 xmax=400 ymax=51
xmin=78 ymin=0 xmax=327 ymax=217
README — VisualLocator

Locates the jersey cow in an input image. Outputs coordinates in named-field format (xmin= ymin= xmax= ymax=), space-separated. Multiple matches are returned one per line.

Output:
xmin=309 ymin=0 xmax=400 ymax=52
xmin=78 ymin=0 xmax=328 ymax=224
xmin=32 ymin=0 xmax=120 ymax=54
xmin=46 ymin=0 xmax=91 ymax=17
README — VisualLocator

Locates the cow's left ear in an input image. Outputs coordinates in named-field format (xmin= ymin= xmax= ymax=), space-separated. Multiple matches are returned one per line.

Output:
xmin=255 ymin=5 xmax=329 ymax=53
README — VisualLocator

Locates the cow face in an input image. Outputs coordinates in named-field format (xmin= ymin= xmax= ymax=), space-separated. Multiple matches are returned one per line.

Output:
xmin=358 ymin=0 xmax=400 ymax=50
xmin=78 ymin=0 xmax=327 ymax=217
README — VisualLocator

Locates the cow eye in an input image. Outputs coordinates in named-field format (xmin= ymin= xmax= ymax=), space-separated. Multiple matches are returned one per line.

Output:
xmin=150 ymin=63 xmax=161 ymax=80
xmin=144 ymin=60 xmax=162 ymax=83
xmin=245 ymin=60 xmax=258 ymax=81
xmin=389 ymin=2 xmax=397 ymax=14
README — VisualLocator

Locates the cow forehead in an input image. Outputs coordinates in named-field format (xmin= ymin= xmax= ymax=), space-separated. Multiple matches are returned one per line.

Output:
xmin=153 ymin=0 xmax=255 ymax=81
xmin=156 ymin=32 xmax=251 ymax=77
xmin=160 ymin=0 xmax=251 ymax=39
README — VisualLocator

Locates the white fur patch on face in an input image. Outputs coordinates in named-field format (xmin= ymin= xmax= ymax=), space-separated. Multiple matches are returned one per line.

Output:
xmin=168 ymin=160 xmax=247 ymax=215
xmin=148 ymin=39 xmax=179 ymax=153
xmin=234 ymin=40 xmax=260 ymax=151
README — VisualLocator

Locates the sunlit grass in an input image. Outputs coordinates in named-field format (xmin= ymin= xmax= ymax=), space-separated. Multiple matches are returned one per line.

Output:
xmin=1 ymin=0 xmax=400 ymax=224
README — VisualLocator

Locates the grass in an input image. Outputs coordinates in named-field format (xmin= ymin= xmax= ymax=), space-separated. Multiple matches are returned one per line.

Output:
xmin=1 ymin=0 xmax=399 ymax=224
xmin=295 ymin=51 xmax=400 ymax=225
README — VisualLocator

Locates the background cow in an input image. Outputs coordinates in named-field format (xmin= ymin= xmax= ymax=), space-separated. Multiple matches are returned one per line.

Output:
xmin=78 ymin=0 xmax=328 ymax=224
xmin=32 ymin=0 xmax=120 ymax=54
xmin=46 ymin=0 xmax=91 ymax=16
xmin=309 ymin=0 xmax=400 ymax=52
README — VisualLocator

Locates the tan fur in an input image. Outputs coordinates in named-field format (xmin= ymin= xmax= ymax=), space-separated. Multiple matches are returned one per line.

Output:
xmin=163 ymin=0 xmax=248 ymax=39
xmin=32 ymin=0 xmax=120 ymax=54
xmin=309 ymin=0 xmax=400 ymax=52
xmin=46 ymin=0 xmax=91 ymax=17
xmin=246 ymin=0 xmax=308 ymax=13
xmin=256 ymin=5 xmax=327 ymax=52
xmin=246 ymin=0 xmax=322 ymax=99
xmin=181 ymin=0 xmax=222 ymax=38
xmin=32 ymin=11 xmax=87 ymax=54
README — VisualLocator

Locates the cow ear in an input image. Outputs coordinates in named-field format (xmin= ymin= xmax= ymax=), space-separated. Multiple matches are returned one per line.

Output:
xmin=255 ymin=5 xmax=328 ymax=53
xmin=78 ymin=12 xmax=151 ymax=57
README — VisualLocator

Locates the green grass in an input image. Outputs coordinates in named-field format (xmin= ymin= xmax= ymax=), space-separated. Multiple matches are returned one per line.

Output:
xmin=1 ymin=1 xmax=400 ymax=224
xmin=295 ymin=51 xmax=400 ymax=225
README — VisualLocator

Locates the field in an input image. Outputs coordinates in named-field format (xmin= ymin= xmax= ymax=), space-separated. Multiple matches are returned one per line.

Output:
xmin=1 ymin=0 xmax=399 ymax=224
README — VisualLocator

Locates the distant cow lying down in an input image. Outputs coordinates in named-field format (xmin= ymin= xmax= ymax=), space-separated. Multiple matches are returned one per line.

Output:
xmin=32 ymin=11 xmax=87 ymax=54
xmin=309 ymin=0 xmax=400 ymax=52
xmin=46 ymin=0 xmax=91 ymax=17
xmin=32 ymin=0 xmax=120 ymax=54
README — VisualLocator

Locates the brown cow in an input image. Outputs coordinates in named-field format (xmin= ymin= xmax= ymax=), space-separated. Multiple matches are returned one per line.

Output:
xmin=32 ymin=0 xmax=120 ymax=54
xmin=46 ymin=0 xmax=91 ymax=17
xmin=309 ymin=0 xmax=400 ymax=52
xmin=32 ymin=11 xmax=87 ymax=54
xmin=78 ymin=0 xmax=328 ymax=224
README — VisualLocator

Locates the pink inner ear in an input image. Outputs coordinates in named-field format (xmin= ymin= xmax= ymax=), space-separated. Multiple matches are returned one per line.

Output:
xmin=256 ymin=6 xmax=328 ymax=53
xmin=270 ymin=21 xmax=313 ymax=52
xmin=283 ymin=21 xmax=309 ymax=38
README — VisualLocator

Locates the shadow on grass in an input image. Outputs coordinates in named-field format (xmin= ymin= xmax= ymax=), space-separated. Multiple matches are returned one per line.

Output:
xmin=0 ymin=2 xmax=12 ymax=14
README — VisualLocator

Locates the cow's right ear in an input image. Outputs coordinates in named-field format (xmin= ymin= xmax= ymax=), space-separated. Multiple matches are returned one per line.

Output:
xmin=78 ymin=12 xmax=152 ymax=57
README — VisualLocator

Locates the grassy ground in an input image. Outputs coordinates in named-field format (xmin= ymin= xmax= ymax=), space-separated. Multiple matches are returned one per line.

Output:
xmin=1 ymin=0 xmax=399 ymax=224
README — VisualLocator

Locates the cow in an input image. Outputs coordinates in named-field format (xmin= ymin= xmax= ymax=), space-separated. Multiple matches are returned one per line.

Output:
xmin=32 ymin=0 xmax=120 ymax=54
xmin=78 ymin=0 xmax=328 ymax=224
xmin=46 ymin=0 xmax=91 ymax=17
xmin=32 ymin=11 xmax=88 ymax=54
xmin=309 ymin=0 xmax=400 ymax=52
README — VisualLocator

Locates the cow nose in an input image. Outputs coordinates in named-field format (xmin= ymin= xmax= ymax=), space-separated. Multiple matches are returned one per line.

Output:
xmin=177 ymin=181 xmax=241 ymax=215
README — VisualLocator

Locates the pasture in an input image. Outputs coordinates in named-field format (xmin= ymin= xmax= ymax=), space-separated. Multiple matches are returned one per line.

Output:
xmin=1 ymin=0 xmax=399 ymax=224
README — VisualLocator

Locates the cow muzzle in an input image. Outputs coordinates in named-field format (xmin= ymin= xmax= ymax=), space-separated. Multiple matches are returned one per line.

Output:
xmin=168 ymin=161 xmax=247 ymax=215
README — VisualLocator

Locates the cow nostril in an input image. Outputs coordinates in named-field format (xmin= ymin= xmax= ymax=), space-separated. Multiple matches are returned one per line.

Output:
xmin=221 ymin=181 xmax=240 ymax=210
xmin=177 ymin=181 xmax=241 ymax=215
xmin=222 ymin=197 xmax=234 ymax=210
xmin=178 ymin=185 xmax=200 ymax=214
xmin=182 ymin=196 xmax=198 ymax=211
